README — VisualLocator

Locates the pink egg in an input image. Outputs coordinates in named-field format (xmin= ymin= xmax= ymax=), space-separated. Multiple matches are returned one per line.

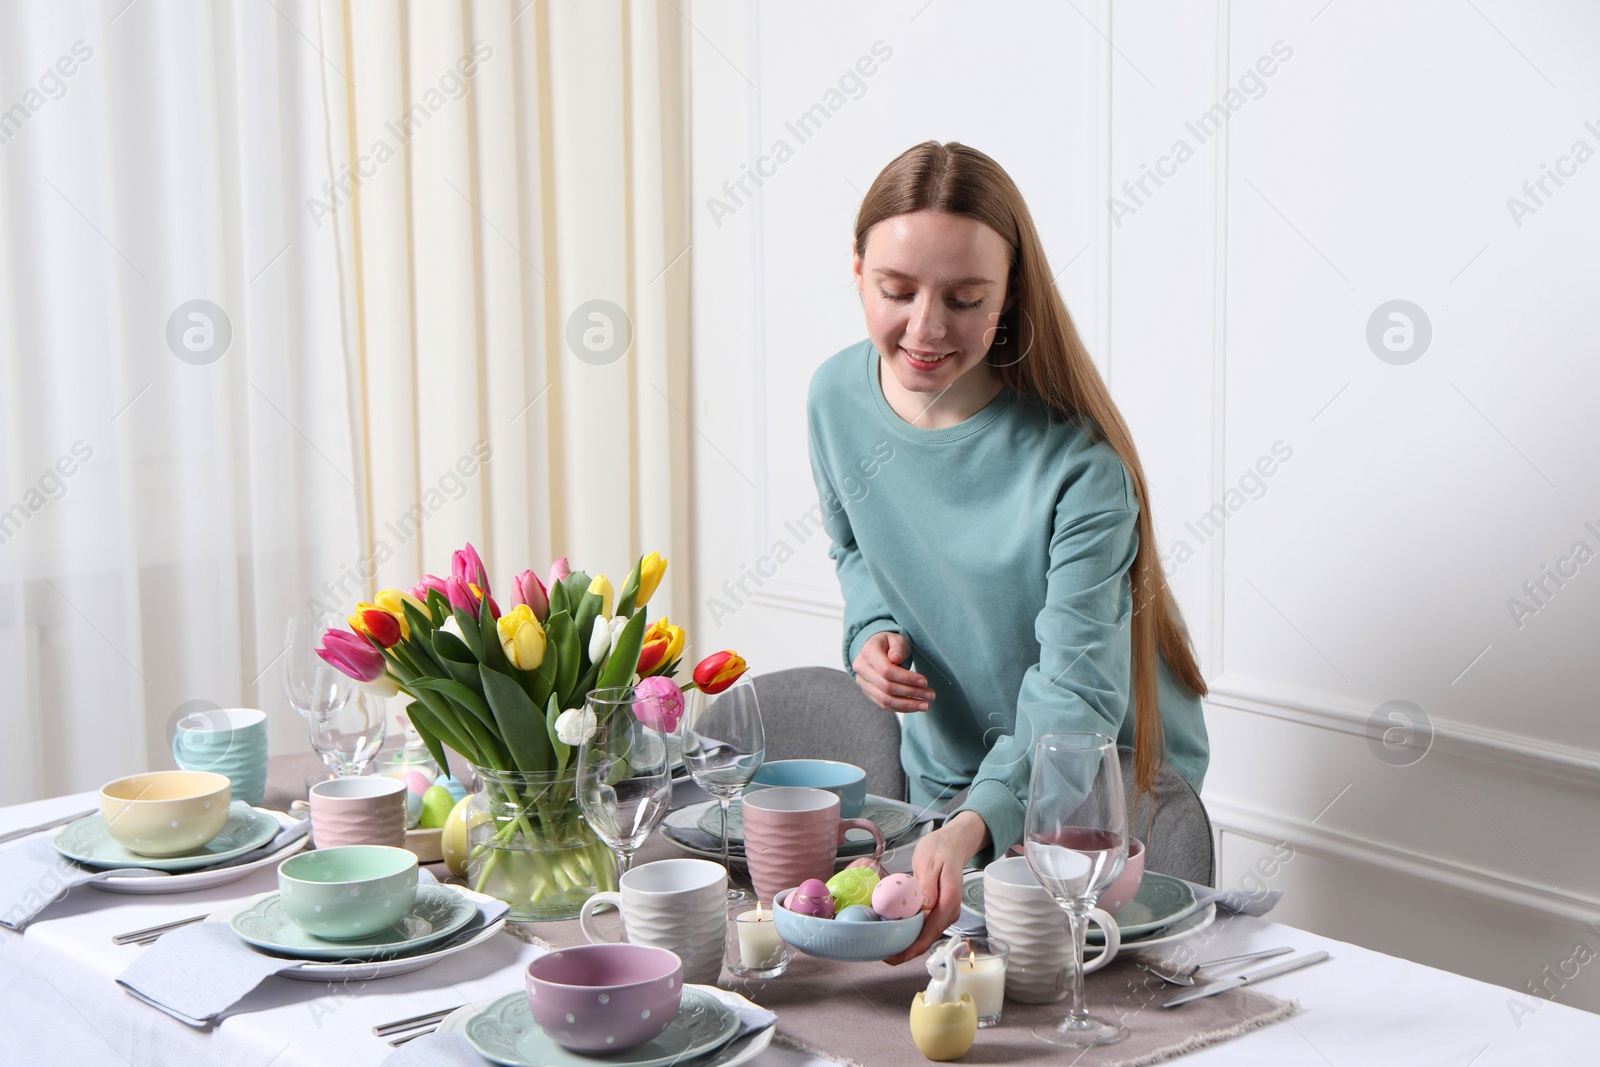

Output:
xmin=402 ymin=770 xmax=432 ymax=796
xmin=871 ymin=873 xmax=924 ymax=920
xmin=788 ymin=877 xmax=836 ymax=919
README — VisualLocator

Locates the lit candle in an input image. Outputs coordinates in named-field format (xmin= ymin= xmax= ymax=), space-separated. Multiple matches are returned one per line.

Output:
xmin=736 ymin=901 xmax=785 ymax=970
xmin=943 ymin=937 xmax=1010 ymax=1027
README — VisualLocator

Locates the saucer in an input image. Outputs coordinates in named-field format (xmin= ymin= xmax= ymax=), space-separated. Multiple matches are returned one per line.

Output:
xmin=464 ymin=986 xmax=739 ymax=1067
xmin=54 ymin=803 xmax=279 ymax=872
xmin=230 ymin=884 xmax=477 ymax=960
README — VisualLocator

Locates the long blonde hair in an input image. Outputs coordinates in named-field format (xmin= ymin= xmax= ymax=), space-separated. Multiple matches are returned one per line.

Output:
xmin=854 ymin=140 xmax=1207 ymax=796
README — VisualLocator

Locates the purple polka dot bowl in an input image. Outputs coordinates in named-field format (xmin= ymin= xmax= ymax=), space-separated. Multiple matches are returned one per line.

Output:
xmin=524 ymin=943 xmax=684 ymax=1053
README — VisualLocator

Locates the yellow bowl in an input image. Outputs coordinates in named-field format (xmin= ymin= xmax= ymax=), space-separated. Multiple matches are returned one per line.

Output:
xmin=100 ymin=770 xmax=232 ymax=856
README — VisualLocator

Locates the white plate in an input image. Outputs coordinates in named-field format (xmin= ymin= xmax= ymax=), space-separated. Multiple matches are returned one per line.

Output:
xmin=1116 ymin=902 xmax=1217 ymax=953
xmin=436 ymin=986 xmax=775 ymax=1067
xmin=206 ymin=886 xmax=507 ymax=981
xmin=88 ymin=812 xmax=309 ymax=894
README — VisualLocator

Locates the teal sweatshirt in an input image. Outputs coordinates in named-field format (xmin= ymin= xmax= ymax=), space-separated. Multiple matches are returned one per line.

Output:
xmin=806 ymin=340 xmax=1209 ymax=863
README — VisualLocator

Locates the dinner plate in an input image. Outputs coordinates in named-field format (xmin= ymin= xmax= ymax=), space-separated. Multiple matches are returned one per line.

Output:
xmin=464 ymin=986 xmax=739 ymax=1067
xmin=89 ymin=824 xmax=309 ymax=894
xmin=53 ymin=803 xmax=281 ymax=871
xmin=1116 ymin=902 xmax=1216 ymax=952
xmin=207 ymin=887 xmax=507 ymax=980
xmin=435 ymin=986 xmax=774 ymax=1066
xmin=958 ymin=871 xmax=1203 ymax=944
xmin=660 ymin=806 xmax=918 ymax=868
xmin=230 ymin=884 xmax=479 ymax=961
xmin=697 ymin=795 xmax=917 ymax=845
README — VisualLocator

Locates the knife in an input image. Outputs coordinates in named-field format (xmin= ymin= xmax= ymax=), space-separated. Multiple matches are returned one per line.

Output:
xmin=1162 ymin=950 xmax=1330 ymax=1007
xmin=0 ymin=808 xmax=96 ymax=845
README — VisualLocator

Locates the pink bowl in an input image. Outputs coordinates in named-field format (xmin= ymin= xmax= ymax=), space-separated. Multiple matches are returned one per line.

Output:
xmin=524 ymin=943 xmax=683 ymax=1053
xmin=1099 ymin=837 xmax=1146 ymax=914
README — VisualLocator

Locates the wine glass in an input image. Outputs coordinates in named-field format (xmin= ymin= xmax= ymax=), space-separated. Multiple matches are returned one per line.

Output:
xmin=1024 ymin=732 xmax=1130 ymax=1049
xmin=283 ymin=615 xmax=354 ymax=720
xmin=577 ymin=687 xmax=675 ymax=878
xmin=309 ymin=689 xmax=387 ymax=777
xmin=677 ymin=676 xmax=764 ymax=905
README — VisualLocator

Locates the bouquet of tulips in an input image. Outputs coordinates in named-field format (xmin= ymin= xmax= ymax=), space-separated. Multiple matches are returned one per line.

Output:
xmin=316 ymin=543 xmax=747 ymax=909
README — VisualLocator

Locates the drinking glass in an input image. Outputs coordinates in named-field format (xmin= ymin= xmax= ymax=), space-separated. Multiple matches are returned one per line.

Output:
xmin=1024 ymin=732 xmax=1130 ymax=1048
xmin=309 ymin=689 xmax=387 ymax=777
xmin=283 ymin=615 xmax=354 ymax=720
xmin=578 ymin=687 xmax=675 ymax=878
xmin=677 ymin=677 xmax=764 ymax=905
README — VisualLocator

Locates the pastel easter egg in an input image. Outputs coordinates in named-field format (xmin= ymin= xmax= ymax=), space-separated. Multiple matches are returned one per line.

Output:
xmin=836 ymin=905 xmax=879 ymax=923
xmin=434 ymin=774 xmax=467 ymax=802
xmin=402 ymin=770 xmax=432 ymax=796
xmin=871 ymin=872 xmax=924 ymax=920
xmin=826 ymin=866 xmax=880 ymax=910
xmin=418 ymin=785 xmax=454 ymax=828
xmin=404 ymin=789 xmax=423 ymax=828
xmin=788 ymin=877 xmax=836 ymax=919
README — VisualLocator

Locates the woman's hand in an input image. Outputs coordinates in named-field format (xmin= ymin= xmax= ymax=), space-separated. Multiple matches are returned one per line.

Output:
xmin=853 ymin=631 xmax=936 ymax=712
xmin=883 ymin=810 xmax=991 ymax=965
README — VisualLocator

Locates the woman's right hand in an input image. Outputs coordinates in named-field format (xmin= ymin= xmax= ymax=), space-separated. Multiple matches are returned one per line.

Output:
xmin=852 ymin=631 xmax=936 ymax=712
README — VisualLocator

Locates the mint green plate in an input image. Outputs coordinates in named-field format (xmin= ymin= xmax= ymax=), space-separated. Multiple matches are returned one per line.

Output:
xmin=53 ymin=803 xmax=278 ymax=872
xmin=959 ymin=871 xmax=1200 ymax=944
xmin=230 ymin=885 xmax=476 ymax=961
xmin=465 ymin=987 xmax=738 ymax=1067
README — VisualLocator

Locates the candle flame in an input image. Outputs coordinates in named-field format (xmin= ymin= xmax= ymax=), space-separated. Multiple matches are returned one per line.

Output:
xmin=968 ymin=946 xmax=977 ymax=964
xmin=756 ymin=900 xmax=764 ymax=920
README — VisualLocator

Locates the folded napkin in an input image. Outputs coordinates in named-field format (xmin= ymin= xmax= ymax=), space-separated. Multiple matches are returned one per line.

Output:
xmin=0 ymin=813 xmax=311 ymax=931
xmin=1183 ymin=878 xmax=1282 ymax=917
xmin=117 ymin=874 xmax=509 ymax=1027
xmin=382 ymin=984 xmax=778 ymax=1067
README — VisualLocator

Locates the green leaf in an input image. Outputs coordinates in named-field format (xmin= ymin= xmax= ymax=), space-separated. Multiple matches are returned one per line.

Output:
xmin=548 ymin=580 xmax=570 ymax=619
xmin=482 ymin=665 xmax=554 ymax=773
xmin=405 ymin=687 xmax=482 ymax=767
xmin=561 ymin=571 xmax=591 ymax=613
xmin=598 ymin=611 xmax=648 ymax=690
xmin=615 ymin=556 xmax=644 ymax=619
xmin=548 ymin=612 xmax=581 ymax=707
xmin=573 ymin=594 xmax=601 ymax=671
xmin=571 ymin=656 xmax=604 ymax=708
xmin=546 ymin=694 xmax=570 ymax=775
xmin=404 ymin=701 xmax=452 ymax=773
xmin=433 ymin=630 xmax=475 ymax=664
xmin=452 ymin=608 xmax=484 ymax=661
xmin=426 ymin=588 xmax=451 ymax=626
xmin=410 ymin=676 xmax=505 ymax=763
xmin=478 ymin=596 xmax=512 ymax=676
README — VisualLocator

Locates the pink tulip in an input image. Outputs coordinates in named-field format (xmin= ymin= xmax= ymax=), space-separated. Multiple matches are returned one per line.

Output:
xmin=632 ymin=676 xmax=685 ymax=734
xmin=446 ymin=575 xmax=500 ymax=620
xmin=509 ymin=569 xmax=550 ymax=622
xmin=548 ymin=557 xmax=571 ymax=589
xmin=317 ymin=628 xmax=386 ymax=683
xmin=452 ymin=543 xmax=489 ymax=594
xmin=410 ymin=574 xmax=449 ymax=604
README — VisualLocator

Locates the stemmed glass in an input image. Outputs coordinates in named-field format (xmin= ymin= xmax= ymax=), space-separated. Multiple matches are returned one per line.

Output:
xmin=282 ymin=616 xmax=354 ymax=720
xmin=577 ymin=687 xmax=675 ymax=878
xmin=1024 ymin=732 xmax=1130 ymax=1049
xmin=677 ymin=676 xmax=764 ymax=905
xmin=309 ymin=689 xmax=387 ymax=777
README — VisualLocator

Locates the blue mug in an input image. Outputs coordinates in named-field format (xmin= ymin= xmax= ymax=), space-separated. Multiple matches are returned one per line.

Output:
xmin=171 ymin=707 xmax=268 ymax=807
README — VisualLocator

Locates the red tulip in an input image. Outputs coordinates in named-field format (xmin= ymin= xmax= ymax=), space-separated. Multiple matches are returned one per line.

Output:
xmin=317 ymin=629 xmax=385 ymax=683
xmin=509 ymin=569 xmax=549 ymax=622
xmin=348 ymin=603 xmax=402 ymax=648
xmin=693 ymin=651 xmax=747 ymax=695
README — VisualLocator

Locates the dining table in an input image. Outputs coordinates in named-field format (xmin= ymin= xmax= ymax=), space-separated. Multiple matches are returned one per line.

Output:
xmin=2 ymin=753 xmax=1597 ymax=1066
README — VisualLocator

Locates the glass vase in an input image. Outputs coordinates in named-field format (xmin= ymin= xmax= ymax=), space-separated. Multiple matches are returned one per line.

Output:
xmin=464 ymin=764 xmax=618 ymax=921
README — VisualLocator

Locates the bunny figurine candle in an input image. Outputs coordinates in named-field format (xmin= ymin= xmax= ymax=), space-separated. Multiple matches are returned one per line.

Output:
xmin=909 ymin=937 xmax=978 ymax=1061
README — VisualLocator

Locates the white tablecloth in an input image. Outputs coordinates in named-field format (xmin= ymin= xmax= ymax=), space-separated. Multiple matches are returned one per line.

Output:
xmin=2 ymin=791 xmax=1596 ymax=1066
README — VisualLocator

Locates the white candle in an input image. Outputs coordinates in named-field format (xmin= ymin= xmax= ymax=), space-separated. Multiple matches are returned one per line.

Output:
xmin=736 ymin=904 xmax=784 ymax=970
xmin=953 ymin=948 xmax=1007 ymax=1023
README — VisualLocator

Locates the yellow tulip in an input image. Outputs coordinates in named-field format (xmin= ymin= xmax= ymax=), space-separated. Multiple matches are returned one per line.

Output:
xmin=636 ymin=617 xmax=686 ymax=675
xmin=636 ymin=552 xmax=667 ymax=607
xmin=497 ymin=604 xmax=547 ymax=670
xmin=348 ymin=602 xmax=403 ymax=647
xmin=588 ymin=574 xmax=614 ymax=618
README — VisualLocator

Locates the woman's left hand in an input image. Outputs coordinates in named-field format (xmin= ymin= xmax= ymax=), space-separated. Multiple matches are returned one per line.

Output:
xmin=883 ymin=810 xmax=991 ymax=965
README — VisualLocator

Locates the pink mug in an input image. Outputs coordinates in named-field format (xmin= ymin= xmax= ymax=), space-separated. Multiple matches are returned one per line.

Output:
xmin=308 ymin=776 xmax=407 ymax=848
xmin=741 ymin=786 xmax=885 ymax=904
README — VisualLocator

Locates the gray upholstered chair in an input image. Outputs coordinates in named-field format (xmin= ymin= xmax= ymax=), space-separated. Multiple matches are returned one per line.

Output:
xmin=1121 ymin=749 xmax=1215 ymax=887
xmin=747 ymin=666 xmax=907 ymax=802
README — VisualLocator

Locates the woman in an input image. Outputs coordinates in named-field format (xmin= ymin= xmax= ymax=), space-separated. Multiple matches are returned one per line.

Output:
xmin=806 ymin=141 xmax=1210 ymax=964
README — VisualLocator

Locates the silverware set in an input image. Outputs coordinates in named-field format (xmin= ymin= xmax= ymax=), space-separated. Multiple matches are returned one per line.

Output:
xmin=1136 ymin=946 xmax=1293 ymax=986
xmin=110 ymin=914 xmax=210 ymax=946
xmin=373 ymin=1006 xmax=462 ymax=1045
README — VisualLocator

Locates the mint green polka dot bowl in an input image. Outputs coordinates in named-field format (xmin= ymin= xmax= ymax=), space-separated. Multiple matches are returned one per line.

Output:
xmin=277 ymin=845 xmax=418 ymax=940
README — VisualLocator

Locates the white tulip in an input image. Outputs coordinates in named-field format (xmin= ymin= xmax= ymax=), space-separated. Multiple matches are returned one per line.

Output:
xmin=438 ymin=615 xmax=464 ymax=640
xmin=588 ymin=614 xmax=613 ymax=663
xmin=554 ymin=707 xmax=597 ymax=746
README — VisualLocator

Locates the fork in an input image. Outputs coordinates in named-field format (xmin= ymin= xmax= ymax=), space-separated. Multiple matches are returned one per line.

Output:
xmin=1136 ymin=947 xmax=1293 ymax=986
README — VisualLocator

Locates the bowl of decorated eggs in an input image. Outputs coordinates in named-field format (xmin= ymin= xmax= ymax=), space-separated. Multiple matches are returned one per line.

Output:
xmin=771 ymin=868 xmax=925 ymax=962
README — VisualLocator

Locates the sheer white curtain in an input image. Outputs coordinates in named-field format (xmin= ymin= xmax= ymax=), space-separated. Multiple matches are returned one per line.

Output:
xmin=0 ymin=0 xmax=694 ymax=804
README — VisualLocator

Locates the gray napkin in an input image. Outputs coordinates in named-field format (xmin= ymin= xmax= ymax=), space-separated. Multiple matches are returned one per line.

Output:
xmin=1182 ymin=878 xmax=1282 ymax=917
xmin=0 ymin=813 xmax=311 ymax=931
xmin=383 ymin=986 xmax=778 ymax=1066
xmin=116 ymin=874 xmax=508 ymax=1027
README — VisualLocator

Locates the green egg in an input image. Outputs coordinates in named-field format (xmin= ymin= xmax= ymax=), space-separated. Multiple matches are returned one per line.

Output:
xmin=419 ymin=784 xmax=454 ymax=828
xmin=826 ymin=866 xmax=880 ymax=910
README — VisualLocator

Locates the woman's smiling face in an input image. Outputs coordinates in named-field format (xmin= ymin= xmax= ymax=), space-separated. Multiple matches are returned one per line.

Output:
xmin=852 ymin=210 xmax=1013 ymax=421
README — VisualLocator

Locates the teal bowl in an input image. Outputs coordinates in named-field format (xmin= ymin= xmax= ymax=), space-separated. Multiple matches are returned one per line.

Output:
xmin=744 ymin=760 xmax=867 ymax=819
xmin=772 ymin=886 xmax=923 ymax=962
xmin=277 ymin=845 xmax=418 ymax=940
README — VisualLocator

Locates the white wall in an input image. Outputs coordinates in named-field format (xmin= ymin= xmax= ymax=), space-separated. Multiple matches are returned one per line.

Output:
xmin=689 ymin=0 xmax=1600 ymax=1014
